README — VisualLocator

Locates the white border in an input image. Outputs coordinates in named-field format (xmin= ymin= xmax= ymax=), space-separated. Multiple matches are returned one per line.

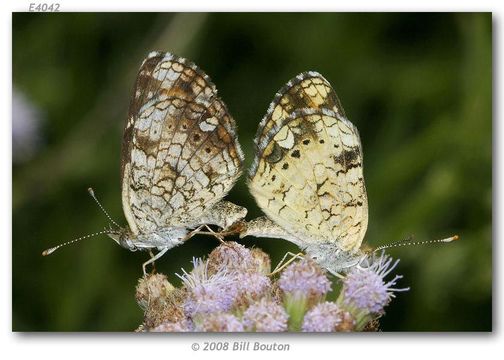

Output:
xmin=2 ymin=2 xmax=501 ymax=360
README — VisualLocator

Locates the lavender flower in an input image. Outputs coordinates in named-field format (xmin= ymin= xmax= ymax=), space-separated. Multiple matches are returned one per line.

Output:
xmin=205 ymin=243 xmax=272 ymax=308
xmin=207 ymin=242 xmax=257 ymax=273
xmin=242 ymin=298 xmax=288 ymax=332
xmin=178 ymin=258 xmax=238 ymax=317
xmin=134 ymin=242 xmax=404 ymax=332
xmin=302 ymin=302 xmax=354 ymax=332
xmin=195 ymin=313 xmax=244 ymax=332
xmin=278 ymin=258 xmax=332 ymax=299
xmin=233 ymin=271 xmax=271 ymax=308
xmin=339 ymin=252 xmax=409 ymax=330
xmin=250 ymin=247 xmax=271 ymax=275
xmin=278 ymin=258 xmax=331 ymax=331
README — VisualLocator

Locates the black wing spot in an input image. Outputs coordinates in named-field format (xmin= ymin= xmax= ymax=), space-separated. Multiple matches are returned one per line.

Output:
xmin=291 ymin=149 xmax=301 ymax=158
xmin=265 ymin=142 xmax=283 ymax=164
xmin=303 ymin=139 xmax=310 ymax=145
xmin=282 ymin=163 xmax=289 ymax=170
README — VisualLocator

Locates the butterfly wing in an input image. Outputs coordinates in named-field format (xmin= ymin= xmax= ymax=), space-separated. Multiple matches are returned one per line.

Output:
xmin=250 ymin=71 xmax=346 ymax=177
xmin=249 ymin=74 xmax=367 ymax=253
xmin=122 ymin=52 xmax=244 ymax=235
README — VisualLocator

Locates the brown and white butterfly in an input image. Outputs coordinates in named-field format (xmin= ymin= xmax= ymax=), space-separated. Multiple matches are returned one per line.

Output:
xmin=44 ymin=52 xmax=247 ymax=271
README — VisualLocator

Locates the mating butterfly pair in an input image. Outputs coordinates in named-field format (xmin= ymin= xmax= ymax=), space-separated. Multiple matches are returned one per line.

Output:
xmin=46 ymin=52 xmax=369 ymax=275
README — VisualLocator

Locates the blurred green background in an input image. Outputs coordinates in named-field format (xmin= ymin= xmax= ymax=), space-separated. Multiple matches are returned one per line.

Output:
xmin=12 ymin=13 xmax=491 ymax=331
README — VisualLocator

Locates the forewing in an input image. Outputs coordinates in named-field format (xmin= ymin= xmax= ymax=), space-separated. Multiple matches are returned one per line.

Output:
xmin=248 ymin=108 xmax=368 ymax=252
xmin=121 ymin=52 xmax=243 ymax=234
xmin=251 ymin=71 xmax=346 ymax=176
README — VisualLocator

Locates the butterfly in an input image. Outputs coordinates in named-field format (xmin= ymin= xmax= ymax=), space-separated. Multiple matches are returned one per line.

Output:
xmin=108 ymin=51 xmax=248 ymax=270
xmin=41 ymin=52 xmax=247 ymax=272
xmin=38 ymin=52 xmax=247 ymax=274
xmin=241 ymin=71 xmax=368 ymax=274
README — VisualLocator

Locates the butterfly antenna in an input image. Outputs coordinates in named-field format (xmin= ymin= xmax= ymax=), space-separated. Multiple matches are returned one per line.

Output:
xmin=374 ymin=235 xmax=459 ymax=253
xmin=88 ymin=187 xmax=120 ymax=228
xmin=42 ymin=230 xmax=111 ymax=256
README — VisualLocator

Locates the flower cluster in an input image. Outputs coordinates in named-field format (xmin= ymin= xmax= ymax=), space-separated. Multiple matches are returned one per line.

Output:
xmin=135 ymin=242 xmax=407 ymax=332
xmin=338 ymin=251 xmax=410 ymax=330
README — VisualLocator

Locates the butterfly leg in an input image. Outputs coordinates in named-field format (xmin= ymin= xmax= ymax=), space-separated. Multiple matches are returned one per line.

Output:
xmin=269 ymin=251 xmax=305 ymax=276
xmin=188 ymin=224 xmax=237 ymax=244
xmin=184 ymin=225 xmax=205 ymax=238
xmin=142 ymin=248 xmax=169 ymax=275
xmin=203 ymin=224 xmax=227 ymax=244
xmin=332 ymin=272 xmax=346 ymax=280
xmin=148 ymin=250 xmax=157 ymax=274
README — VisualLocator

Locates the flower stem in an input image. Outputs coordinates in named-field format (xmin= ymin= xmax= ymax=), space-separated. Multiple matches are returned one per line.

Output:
xmin=284 ymin=294 xmax=308 ymax=331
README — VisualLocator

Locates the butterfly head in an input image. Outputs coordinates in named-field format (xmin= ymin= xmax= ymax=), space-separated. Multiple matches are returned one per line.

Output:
xmin=107 ymin=227 xmax=137 ymax=251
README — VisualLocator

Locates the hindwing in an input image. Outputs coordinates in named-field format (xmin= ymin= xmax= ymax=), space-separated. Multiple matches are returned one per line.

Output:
xmin=249 ymin=73 xmax=367 ymax=252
